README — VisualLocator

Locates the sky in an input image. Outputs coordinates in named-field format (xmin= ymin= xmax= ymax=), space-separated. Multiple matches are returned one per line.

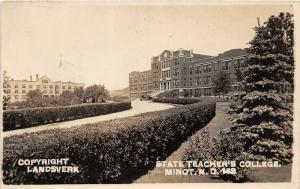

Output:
xmin=1 ymin=2 xmax=293 ymax=90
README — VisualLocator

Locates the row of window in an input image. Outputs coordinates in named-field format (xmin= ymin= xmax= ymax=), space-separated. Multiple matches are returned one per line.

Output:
xmin=162 ymin=70 xmax=171 ymax=78
xmin=6 ymin=84 xmax=77 ymax=90
xmin=7 ymin=94 xmax=56 ymax=100
xmin=192 ymin=59 xmax=244 ymax=74
xmin=6 ymin=88 xmax=75 ymax=94
xmin=170 ymin=76 xmax=212 ymax=88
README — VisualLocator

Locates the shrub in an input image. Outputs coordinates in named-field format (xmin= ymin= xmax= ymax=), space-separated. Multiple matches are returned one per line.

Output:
xmin=3 ymin=101 xmax=216 ymax=184
xmin=3 ymin=101 xmax=132 ymax=131
xmin=182 ymin=128 xmax=250 ymax=182
xmin=152 ymin=97 xmax=201 ymax=105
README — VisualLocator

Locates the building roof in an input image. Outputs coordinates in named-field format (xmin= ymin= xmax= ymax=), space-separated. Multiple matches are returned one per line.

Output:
xmin=193 ymin=48 xmax=248 ymax=65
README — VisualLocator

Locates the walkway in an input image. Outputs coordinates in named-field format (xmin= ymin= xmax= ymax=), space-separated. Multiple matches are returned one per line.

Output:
xmin=135 ymin=102 xmax=233 ymax=183
xmin=3 ymin=99 xmax=174 ymax=137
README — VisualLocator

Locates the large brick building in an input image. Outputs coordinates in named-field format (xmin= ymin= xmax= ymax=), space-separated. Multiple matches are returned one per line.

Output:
xmin=3 ymin=72 xmax=84 ymax=102
xmin=129 ymin=48 xmax=249 ymax=98
xmin=129 ymin=70 xmax=152 ymax=98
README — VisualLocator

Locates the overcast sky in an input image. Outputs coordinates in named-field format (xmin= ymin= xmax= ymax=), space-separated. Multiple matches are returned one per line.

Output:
xmin=1 ymin=2 xmax=293 ymax=90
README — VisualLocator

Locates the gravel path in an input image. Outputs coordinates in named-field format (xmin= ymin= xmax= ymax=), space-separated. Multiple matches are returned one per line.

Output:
xmin=3 ymin=99 xmax=174 ymax=138
xmin=135 ymin=102 xmax=232 ymax=183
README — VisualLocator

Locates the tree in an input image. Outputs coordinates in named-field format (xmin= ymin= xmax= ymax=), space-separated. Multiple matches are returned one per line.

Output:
xmin=212 ymin=70 xmax=231 ymax=98
xmin=230 ymin=12 xmax=293 ymax=164
xmin=3 ymin=70 xmax=11 ymax=110
xmin=27 ymin=89 xmax=43 ymax=100
xmin=61 ymin=90 xmax=78 ymax=105
xmin=74 ymin=86 xmax=84 ymax=100
xmin=82 ymin=84 xmax=109 ymax=103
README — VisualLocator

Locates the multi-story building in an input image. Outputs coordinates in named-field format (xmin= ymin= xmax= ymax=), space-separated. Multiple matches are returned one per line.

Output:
xmin=129 ymin=48 xmax=249 ymax=98
xmin=187 ymin=49 xmax=248 ymax=97
xmin=129 ymin=70 xmax=152 ymax=98
xmin=3 ymin=73 xmax=84 ymax=102
xmin=151 ymin=48 xmax=212 ymax=91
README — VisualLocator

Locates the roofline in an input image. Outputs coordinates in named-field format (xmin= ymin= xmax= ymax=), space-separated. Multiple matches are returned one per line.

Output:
xmin=193 ymin=55 xmax=248 ymax=67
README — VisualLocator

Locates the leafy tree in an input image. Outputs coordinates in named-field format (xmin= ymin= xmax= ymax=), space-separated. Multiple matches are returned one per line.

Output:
xmin=26 ymin=89 xmax=43 ymax=100
xmin=82 ymin=84 xmax=109 ymax=103
xmin=230 ymin=12 xmax=293 ymax=164
xmin=3 ymin=71 xmax=11 ymax=110
xmin=74 ymin=86 xmax=84 ymax=100
xmin=61 ymin=90 xmax=78 ymax=104
xmin=212 ymin=70 xmax=231 ymax=98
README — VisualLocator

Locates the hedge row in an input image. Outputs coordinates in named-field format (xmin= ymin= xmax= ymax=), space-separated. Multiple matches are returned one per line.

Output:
xmin=3 ymin=101 xmax=132 ymax=131
xmin=3 ymin=101 xmax=216 ymax=184
xmin=152 ymin=97 xmax=201 ymax=105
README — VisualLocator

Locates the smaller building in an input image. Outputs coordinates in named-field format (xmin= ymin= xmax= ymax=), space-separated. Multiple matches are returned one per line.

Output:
xmin=129 ymin=70 xmax=152 ymax=98
xmin=4 ymin=73 xmax=84 ymax=103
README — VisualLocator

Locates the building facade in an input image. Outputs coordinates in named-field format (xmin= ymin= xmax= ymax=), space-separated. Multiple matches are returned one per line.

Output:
xmin=4 ymin=73 xmax=84 ymax=102
xmin=129 ymin=48 xmax=249 ymax=98
xmin=129 ymin=70 xmax=152 ymax=98
xmin=151 ymin=48 xmax=212 ymax=91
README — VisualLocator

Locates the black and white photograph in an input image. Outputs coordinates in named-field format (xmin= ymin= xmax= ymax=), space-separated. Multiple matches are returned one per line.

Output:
xmin=0 ymin=1 xmax=299 ymax=188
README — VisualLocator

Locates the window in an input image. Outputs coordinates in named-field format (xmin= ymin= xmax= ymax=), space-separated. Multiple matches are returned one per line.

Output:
xmin=6 ymin=89 xmax=11 ymax=93
xmin=183 ymin=67 xmax=186 ymax=75
xmin=175 ymin=58 xmax=179 ymax=65
xmin=15 ymin=84 xmax=18 ymax=88
xmin=173 ymin=79 xmax=179 ymax=88
xmin=22 ymin=95 xmax=26 ymax=99
xmin=190 ymin=78 xmax=193 ymax=87
xmin=42 ymin=80 xmax=48 ymax=83
xmin=49 ymin=85 xmax=53 ymax=89
xmin=37 ymin=85 xmax=40 ymax=89
xmin=43 ymin=90 xmax=47 ymax=93
xmin=223 ymin=61 xmax=229 ymax=70
xmin=22 ymin=90 xmax=26 ymax=93
xmin=214 ymin=63 xmax=218 ymax=71
xmin=195 ymin=67 xmax=201 ymax=74
xmin=196 ymin=78 xmax=201 ymax=86
xmin=68 ymin=86 xmax=71 ymax=90
xmin=29 ymin=85 xmax=33 ymax=89
xmin=7 ymin=84 xmax=11 ymax=88
xmin=50 ymin=90 xmax=53 ymax=93
xmin=22 ymin=84 xmax=26 ymax=88
xmin=190 ymin=67 xmax=193 ymax=75
xmin=14 ymin=95 xmax=18 ymax=99
xmin=15 ymin=90 xmax=18 ymax=93
xmin=62 ymin=86 xmax=65 ymax=89
xmin=208 ymin=65 xmax=212 ymax=72
xmin=43 ymin=85 xmax=47 ymax=89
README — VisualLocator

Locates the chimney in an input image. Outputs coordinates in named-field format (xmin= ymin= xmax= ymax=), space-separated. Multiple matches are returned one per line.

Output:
xmin=30 ymin=75 xmax=32 ymax=81
xmin=190 ymin=50 xmax=194 ymax=57
xmin=36 ymin=74 xmax=39 ymax=81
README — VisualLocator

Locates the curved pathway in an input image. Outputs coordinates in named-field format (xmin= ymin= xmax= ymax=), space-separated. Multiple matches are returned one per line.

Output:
xmin=3 ymin=99 xmax=174 ymax=138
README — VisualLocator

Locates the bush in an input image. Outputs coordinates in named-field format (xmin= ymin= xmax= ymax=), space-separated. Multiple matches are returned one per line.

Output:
xmin=3 ymin=101 xmax=132 ymax=131
xmin=152 ymin=97 xmax=201 ymax=105
xmin=3 ymin=101 xmax=216 ymax=184
xmin=182 ymin=128 xmax=250 ymax=182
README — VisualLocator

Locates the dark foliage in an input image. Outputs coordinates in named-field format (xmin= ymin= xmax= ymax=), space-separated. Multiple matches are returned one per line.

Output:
xmin=3 ymin=101 xmax=216 ymax=184
xmin=152 ymin=97 xmax=201 ymax=105
xmin=3 ymin=101 xmax=131 ymax=131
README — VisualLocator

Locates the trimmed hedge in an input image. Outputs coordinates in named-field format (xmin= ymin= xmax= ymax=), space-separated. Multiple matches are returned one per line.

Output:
xmin=3 ymin=101 xmax=132 ymax=131
xmin=3 ymin=101 xmax=216 ymax=184
xmin=152 ymin=97 xmax=201 ymax=105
